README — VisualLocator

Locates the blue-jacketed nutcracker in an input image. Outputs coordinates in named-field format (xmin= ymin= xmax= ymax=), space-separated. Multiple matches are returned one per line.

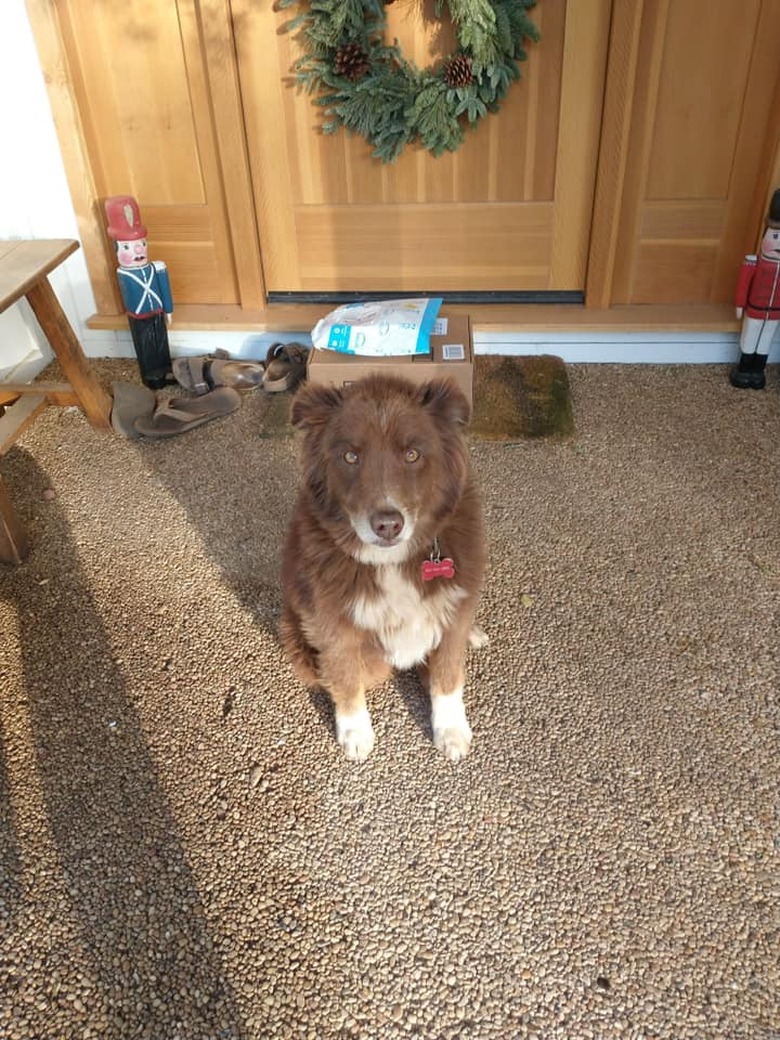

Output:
xmin=104 ymin=195 xmax=173 ymax=389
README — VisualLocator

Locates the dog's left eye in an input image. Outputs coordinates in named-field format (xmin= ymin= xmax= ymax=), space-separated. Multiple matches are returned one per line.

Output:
xmin=404 ymin=448 xmax=420 ymax=463
xmin=344 ymin=450 xmax=359 ymax=465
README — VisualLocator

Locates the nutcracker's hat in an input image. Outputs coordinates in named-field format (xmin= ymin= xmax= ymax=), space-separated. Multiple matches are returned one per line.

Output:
xmin=768 ymin=189 xmax=780 ymax=230
xmin=104 ymin=195 xmax=147 ymax=241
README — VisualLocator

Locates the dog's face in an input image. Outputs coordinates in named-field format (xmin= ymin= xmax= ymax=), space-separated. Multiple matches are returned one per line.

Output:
xmin=291 ymin=375 xmax=470 ymax=563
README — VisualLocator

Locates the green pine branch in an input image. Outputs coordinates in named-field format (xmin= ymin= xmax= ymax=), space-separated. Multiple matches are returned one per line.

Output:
xmin=279 ymin=0 xmax=539 ymax=162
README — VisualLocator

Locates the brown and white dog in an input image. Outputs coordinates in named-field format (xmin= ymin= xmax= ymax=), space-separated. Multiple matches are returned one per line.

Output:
xmin=280 ymin=373 xmax=486 ymax=762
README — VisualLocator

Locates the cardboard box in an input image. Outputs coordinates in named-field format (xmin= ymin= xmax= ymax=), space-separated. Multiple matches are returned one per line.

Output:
xmin=306 ymin=313 xmax=473 ymax=403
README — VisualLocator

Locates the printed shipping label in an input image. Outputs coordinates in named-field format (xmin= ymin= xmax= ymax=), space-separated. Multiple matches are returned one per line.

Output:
xmin=442 ymin=343 xmax=465 ymax=361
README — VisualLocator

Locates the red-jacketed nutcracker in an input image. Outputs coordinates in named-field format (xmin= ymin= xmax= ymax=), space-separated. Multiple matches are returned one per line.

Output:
xmin=730 ymin=189 xmax=780 ymax=389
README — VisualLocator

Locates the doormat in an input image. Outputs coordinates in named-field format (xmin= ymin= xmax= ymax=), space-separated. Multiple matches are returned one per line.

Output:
xmin=257 ymin=391 xmax=296 ymax=439
xmin=470 ymin=354 xmax=575 ymax=440
xmin=256 ymin=354 xmax=575 ymax=441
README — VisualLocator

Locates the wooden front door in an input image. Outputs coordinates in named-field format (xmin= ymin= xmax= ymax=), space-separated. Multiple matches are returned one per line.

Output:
xmin=232 ymin=0 xmax=610 ymax=299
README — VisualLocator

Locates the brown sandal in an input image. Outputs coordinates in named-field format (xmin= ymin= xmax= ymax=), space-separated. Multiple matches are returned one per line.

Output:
xmin=173 ymin=350 xmax=265 ymax=395
xmin=133 ymin=387 xmax=241 ymax=438
xmin=263 ymin=343 xmax=309 ymax=393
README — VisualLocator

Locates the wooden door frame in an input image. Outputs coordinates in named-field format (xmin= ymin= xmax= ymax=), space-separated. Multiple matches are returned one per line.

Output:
xmin=584 ymin=0 xmax=646 ymax=309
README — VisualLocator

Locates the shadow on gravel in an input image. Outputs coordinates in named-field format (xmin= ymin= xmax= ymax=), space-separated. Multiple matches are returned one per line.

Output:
xmin=0 ymin=449 xmax=247 ymax=1040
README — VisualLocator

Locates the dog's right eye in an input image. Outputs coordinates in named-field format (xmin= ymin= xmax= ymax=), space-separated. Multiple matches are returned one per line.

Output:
xmin=343 ymin=450 xmax=360 ymax=465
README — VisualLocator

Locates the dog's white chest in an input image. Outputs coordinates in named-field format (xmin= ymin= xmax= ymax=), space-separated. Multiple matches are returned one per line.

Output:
xmin=351 ymin=566 xmax=466 ymax=670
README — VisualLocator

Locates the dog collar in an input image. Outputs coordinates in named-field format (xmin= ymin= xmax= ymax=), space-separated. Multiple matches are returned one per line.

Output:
xmin=421 ymin=537 xmax=455 ymax=581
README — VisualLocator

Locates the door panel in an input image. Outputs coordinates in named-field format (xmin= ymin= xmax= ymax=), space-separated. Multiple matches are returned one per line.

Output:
xmin=612 ymin=0 xmax=780 ymax=306
xmin=233 ymin=0 xmax=610 ymax=295
xmin=54 ymin=0 xmax=240 ymax=305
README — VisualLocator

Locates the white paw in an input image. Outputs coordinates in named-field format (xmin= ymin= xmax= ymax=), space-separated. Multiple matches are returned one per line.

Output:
xmin=335 ymin=708 xmax=375 ymax=762
xmin=434 ymin=723 xmax=473 ymax=762
xmin=468 ymin=625 xmax=489 ymax=649
xmin=431 ymin=689 xmax=472 ymax=762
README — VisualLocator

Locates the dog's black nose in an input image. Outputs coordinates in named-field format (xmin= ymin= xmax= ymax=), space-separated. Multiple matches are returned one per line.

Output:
xmin=370 ymin=510 xmax=404 ymax=541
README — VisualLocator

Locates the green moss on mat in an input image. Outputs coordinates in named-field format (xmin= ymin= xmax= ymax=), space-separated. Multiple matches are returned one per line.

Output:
xmin=257 ymin=392 xmax=295 ymax=439
xmin=471 ymin=355 xmax=575 ymax=440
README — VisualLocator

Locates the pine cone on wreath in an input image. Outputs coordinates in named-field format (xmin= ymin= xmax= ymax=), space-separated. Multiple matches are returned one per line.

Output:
xmin=444 ymin=53 xmax=474 ymax=88
xmin=333 ymin=42 xmax=371 ymax=82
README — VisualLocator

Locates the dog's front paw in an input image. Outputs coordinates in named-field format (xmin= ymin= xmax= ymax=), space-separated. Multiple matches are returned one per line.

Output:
xmin=335 ymin=708 xmax=376 ymax=762
xmin=468 ymin=625 xmax=489 ymax=649
xmin=431 ymin=691 xmax=472 ymax=762
xmin=433 ymin=723 xmax=473 ymax=762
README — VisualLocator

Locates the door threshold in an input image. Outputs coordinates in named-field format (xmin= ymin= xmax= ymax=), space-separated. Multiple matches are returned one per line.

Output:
xmin=266 ymin=291 xmax=585 ymax=306
xmin=87 ymin=302 xmax=739 ymax=335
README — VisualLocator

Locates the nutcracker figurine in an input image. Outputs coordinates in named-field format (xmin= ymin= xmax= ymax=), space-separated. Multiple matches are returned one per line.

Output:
xmin=730 ymin=189 xmax=780 ymax=389
xmin=104 ymin=195 xmax=173 ymax=389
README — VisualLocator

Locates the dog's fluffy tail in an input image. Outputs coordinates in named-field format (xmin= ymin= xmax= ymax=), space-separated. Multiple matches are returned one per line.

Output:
xmin=279 ymin=608 xmax=319 ymax=686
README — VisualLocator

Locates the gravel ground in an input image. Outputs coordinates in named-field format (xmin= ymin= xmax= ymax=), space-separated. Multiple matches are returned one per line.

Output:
xmin=0 ymin=361 xmax=778 ymax=1040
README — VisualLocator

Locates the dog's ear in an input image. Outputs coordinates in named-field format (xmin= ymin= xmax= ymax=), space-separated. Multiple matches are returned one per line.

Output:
xmin=417 ymin=379 xmax=471 ymax=426
xmin=290 ymin=383 xmax=344 ymax=429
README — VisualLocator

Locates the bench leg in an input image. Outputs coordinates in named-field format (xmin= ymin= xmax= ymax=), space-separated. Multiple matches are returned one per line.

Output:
xmin=25 ymin=276 xmax=113 ymax=431
xmin=0 ymin=476 xmax=29 ymax=565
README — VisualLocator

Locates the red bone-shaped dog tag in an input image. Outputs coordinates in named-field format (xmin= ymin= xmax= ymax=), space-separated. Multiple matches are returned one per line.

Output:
xmin=421 ymin=556 xmax=455 ymax=581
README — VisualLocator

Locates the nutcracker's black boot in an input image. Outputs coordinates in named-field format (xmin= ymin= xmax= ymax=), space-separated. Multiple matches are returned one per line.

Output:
xmin=129 ymin=312 xmax=174 ymax=390
xmin=730 ymin=351 xmax=767 ymax=390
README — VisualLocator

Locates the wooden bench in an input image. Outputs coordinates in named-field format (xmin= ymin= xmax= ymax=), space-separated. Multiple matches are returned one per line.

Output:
xmin=0 ymin=239 xmax=112 ymax=565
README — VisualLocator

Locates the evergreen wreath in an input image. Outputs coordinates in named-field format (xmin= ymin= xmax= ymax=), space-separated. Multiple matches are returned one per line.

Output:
xmin=278 ymin=0 xmax=540 ymax=163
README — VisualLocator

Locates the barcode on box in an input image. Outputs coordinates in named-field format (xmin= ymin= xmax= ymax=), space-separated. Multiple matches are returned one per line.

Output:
xmin=443 ymin=343 xmax=465 ymax=361
xmin=432 ymin=317 xmax=448 ymax=335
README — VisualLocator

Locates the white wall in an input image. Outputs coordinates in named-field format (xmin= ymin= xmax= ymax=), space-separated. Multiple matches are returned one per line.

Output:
xmin=1 ymin=0 xmax=773 ymax=366
xmin=0 ymin=0 xmax=123 ymax=371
